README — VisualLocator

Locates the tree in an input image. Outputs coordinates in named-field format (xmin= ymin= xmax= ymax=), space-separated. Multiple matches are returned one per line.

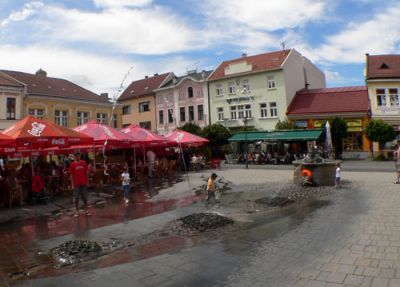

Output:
xmin=365 ymin=119 xmax=396 ymax=156
xmin=330 ymin=117 xmax=347 ymax=159
xmin=201 ymin=124 xmax=231 ymax=146
xmin=275 ymin=120 xmax=297 ymax=130
xmin=179 ymin=122 xmax=202 ymax=136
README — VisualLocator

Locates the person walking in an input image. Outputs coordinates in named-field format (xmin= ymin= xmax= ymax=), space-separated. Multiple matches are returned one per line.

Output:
xmin=395 ymin=145 xmax=400 ymax=184
xmin=335 ymin=162 xmax=341 ymax=188
xmin=146 ymin=149 xmax=156 ymax=178
xmin=121 ymin=167 xmax=131 ymax=204
xmin=69 ymin=153 xmax=90 ymax=217
xmin=206 ymin=173 xmax=218 ymax=203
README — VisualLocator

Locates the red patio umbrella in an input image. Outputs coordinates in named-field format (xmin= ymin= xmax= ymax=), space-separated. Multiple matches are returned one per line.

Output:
xmin=121 ymin=124 xmax=173 ymax=146
xmin=165 ymin=129 xmax=209 ymax=147
xmin=2 ymin=115 xmax=93 ymax=150
xmin=73 ymin=120 xmax=138 ymax=148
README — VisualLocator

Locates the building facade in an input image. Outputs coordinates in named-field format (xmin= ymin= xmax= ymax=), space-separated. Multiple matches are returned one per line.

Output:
xmin=365 ymin=54 xmax=400 ymax=151
xmin=0 ymin=69 xmax=121 ymax=130
xmin=0 ymin=72 xmax=25 ymax=130
xmin=287 ymin=86 xmax=371 ymax=158
xmin=154 ymin=70 xmax=212 ymax=135
xmin=207 ymin=49 xmax=326 ymax=131
xmin=119 ymin=73 xmax=174 ymax=130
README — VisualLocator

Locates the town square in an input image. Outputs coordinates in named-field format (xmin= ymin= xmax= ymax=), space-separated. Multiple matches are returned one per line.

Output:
xmin=2 ymin=1 xmax=400 ymax=286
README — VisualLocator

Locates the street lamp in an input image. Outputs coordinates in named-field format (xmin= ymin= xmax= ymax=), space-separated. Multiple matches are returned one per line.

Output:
xmin=244 ymin=117 xmax=249 ymax=169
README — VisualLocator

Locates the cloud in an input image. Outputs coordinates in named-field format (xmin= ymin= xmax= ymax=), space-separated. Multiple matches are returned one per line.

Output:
xmin=202 ymin=0 xmax=326 ymax=31
xmin=93 ymin=0 xmax=153 ymax=8
xmin=0 ymin=45 xmax=193 ymax=95
xmin=0 ymin=1 xmax=43 ymax=28
xmin=314 ymin=2 xmax=400 ymax=64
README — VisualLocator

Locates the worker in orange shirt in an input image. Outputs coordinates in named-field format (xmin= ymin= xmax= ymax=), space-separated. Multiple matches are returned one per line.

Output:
xmin=300 ymin=165 xmax=313 ymax=186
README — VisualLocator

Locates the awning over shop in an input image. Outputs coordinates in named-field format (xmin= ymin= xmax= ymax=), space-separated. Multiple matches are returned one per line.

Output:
xmin=228 ymin=129 xmax=323 ymax=142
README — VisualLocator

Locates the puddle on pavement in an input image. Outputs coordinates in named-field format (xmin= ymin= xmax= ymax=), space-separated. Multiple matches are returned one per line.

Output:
xmin=1 ymin=177 xmax=340 ymax=283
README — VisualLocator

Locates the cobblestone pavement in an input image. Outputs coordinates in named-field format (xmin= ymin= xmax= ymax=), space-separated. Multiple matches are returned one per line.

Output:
xmin=8 ymin=166 xmax=400 ymax=287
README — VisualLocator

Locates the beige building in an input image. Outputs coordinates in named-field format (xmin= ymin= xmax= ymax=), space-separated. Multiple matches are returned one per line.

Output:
xmin=208 ymin=49 xmax=326 ymax=131
xmin=119 ymin=73 xmax=173 ymax=130
xmin=0 ymin=69 xmax=121 ymax=130
xmin=365 ymin=54 xmax=400 ymax=152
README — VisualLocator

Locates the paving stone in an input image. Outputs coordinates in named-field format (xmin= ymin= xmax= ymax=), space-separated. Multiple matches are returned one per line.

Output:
xmin=344 ymin=274 xmax=364 ymax=286
xmin=371 ymin=277 xmax=390 ymax=287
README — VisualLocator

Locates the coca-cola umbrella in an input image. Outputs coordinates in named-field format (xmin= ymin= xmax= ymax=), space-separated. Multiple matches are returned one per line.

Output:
xmin=121 ymin=124 xmax=175 ymax=173
xmin=73 ymin=120 xmax=137 ymax=148
xmin=3 ymin=115 xmax=93 ymax=149
xmin=165 ymin=129 xmax=209 ymax=147
xmin=0 ymin=133 xmax=16 ymax=155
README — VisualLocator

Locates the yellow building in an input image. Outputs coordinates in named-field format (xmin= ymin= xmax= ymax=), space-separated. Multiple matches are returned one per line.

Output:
xmin=118 ymin=73 xmax=173 ymax=130
xmin=0 ymin=72 xmax=25 ymax=130
xmin=287 ymin=86 xmax=371 ymax=159
xmin=0 ymin=69 xmax=121 ymax=130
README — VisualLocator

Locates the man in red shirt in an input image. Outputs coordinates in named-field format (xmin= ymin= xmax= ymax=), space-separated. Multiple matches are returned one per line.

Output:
xmin=69 ymin=153 xmax=90 ymax=216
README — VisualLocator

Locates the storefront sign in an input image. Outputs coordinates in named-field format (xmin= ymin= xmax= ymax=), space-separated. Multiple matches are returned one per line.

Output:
xmin=346 ymin=119 xmax=362 ymax=127
xmin=294 ymin=121 xmax=308 ymax=128
xmin=313 ymin=120 xmax=325 ymax=128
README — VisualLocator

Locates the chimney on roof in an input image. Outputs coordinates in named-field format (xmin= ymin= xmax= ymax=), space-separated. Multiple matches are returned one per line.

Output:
xmin=201 ymin=70 xmax=206 ymax=79
xmin=145 ymin=75 xmax=148 ymax=79
xmin=100 ymin=93 xmax=108 ymax=99
xmin=154 ymin=73 xmax=159 ymax=76
xmin=35 ymin=68 xmax=47 ymax=77
xmin=365 ymin=53 xmax=370 ymax=79
xmin=241 ymin=53 xmax=247 ymax=57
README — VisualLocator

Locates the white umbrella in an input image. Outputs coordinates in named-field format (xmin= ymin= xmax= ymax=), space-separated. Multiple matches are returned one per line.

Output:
xmin=325 ymin=121 xmax=333 ymax=158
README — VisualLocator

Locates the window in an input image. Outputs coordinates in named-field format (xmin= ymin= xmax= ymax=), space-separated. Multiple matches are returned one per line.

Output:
xmin=159 ymin=110 xmax=164 ymax=125
xmin=77 ymin=111 xmax=89 ymax=126
xmin=168 ymin=109 xmax=174 ymax=123
xmin=260 ymin=103 xmax=268 ymax=118
xmin=238 ymin=105 xmax=245 ymax=119
xmin=188 ymin=106 xmax=194 ymax=121
xmin=28 ymin=108 xmax=44 ymax=120
xmin=139 ymin=121 xmax=151 ymax=130
xmin=376 ymin=89 xmax=387 ymax=106
xmin=245 ymin=104 xmax=252 ymax=118
xmin=217 ymin=107 xmax=224 ymax=121
xmin=216 ymin=84 xmax=223 ymax=96
xmin=188 ymin=87 xmax=194 ymax=98
xmin=242 ymin=79 xmax=250 ymax=93
xmin=197 ymin=105 xmax=204 ymax=121
xmin=390 ymin=88 xmax=399 ymax=106
xmin=112 ymin=114 xmax=118 ymax=128
xmin=228 ymin=81 xmax=236 ymax=94
xmin=55 ymin=110 xmax=68 ymax=127
xmin=267 ymin=76 xmax=275 ymax=89
xmin=139 ymin=102 xmax=150 ymax=112
xmin=122 ymin=105 xmax=131 ymax=115
xmin=180 ymin=107 xmax=186 ymax=122
xmin=230 ymin=106 xmax=237 ymax=120
xmin=96 ymin=113 xmax=107 ymax=124
xmin=6 ymin=98 xmax=16 ymax=120
xmin=270 ymin=102 xmax=278 ymax=117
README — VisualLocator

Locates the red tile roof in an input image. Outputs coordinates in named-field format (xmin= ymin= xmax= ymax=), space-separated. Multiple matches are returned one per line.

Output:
xmin=0 ymin=73 xmax=24 ymax=88
xmin=287 ymin=86 xmax=369 ymax=116
xmin=118 ymin=73 xmax=171 ymax=101
xmin=208 ymin=50 xmax=291 ymax=81
xmin=1 ymin=70 xmax=110 ymax=103
xmin=367 ymin=54 xmax=400 ymax=79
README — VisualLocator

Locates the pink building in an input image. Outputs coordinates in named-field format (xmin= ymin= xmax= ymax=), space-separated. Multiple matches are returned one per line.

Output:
xmin=155 ymin=70 xmax=212 ymax=135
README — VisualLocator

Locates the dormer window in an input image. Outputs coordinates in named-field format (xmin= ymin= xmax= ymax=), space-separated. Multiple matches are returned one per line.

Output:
xmin=379 ymin=63 xmax=390 ymax=69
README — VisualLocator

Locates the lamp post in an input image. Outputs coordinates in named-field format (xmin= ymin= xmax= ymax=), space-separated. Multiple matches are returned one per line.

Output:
xmin=244 ymin=117 xmax=248 ymax=169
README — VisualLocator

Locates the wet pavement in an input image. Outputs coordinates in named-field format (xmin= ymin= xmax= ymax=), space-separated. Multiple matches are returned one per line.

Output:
xmin=2 ymin=164 xmax=400 ymax=286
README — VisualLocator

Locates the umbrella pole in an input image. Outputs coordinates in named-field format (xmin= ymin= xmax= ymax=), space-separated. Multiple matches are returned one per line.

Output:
xmin=133 ymin=147 xmax=137 ymax=175
xmin=30 ymin=143 xmax=34 ymax=176
xmin=93 ymin=144 xmax=96 ymax=173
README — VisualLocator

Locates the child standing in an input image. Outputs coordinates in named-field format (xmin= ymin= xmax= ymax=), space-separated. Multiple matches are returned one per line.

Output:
xmin=206 ymin=173 xmax=218 ymax=203
xmin=121 ymin=167 xmax=130 ymax=204
xmin=335 ymin=163 xmax=341 ymax=188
